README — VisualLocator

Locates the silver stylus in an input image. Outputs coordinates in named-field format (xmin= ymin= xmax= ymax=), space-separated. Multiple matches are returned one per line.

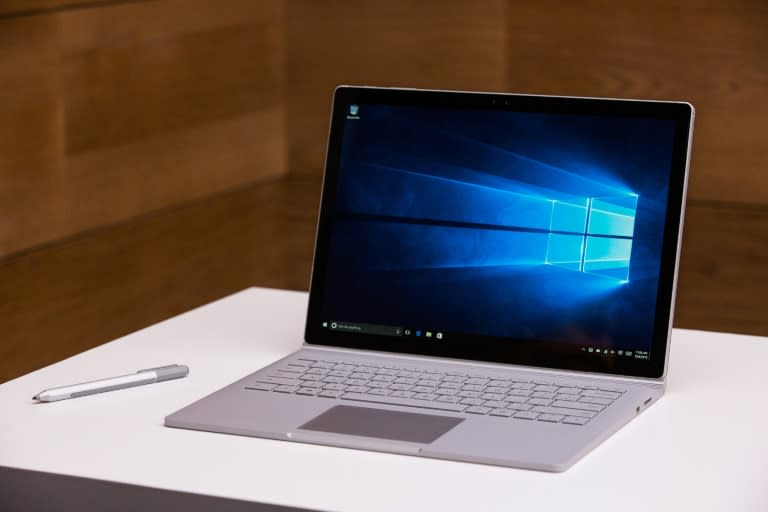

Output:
xmin=32 ymin=365 xmax=189 ymax=402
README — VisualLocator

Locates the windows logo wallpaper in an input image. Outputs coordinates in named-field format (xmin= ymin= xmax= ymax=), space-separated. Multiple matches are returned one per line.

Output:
xmin=322 ymin=105 xmax=676 ymax=350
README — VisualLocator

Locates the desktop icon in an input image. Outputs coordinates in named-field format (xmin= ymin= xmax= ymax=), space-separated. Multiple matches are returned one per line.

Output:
xmin=618 ymin=350 xmax=624 ymax=355
xmin=426 ymin=331 xmax=433 ymax=338
xmin=349 ymin=104 xmax=359 ymax=116
xmin=404 ymin=329 xmax=411 ymax=335
xmin=331 ymin=322 xmax=337 ymax=329
xmin=322 ymin=322 xmax=328 ymax=328
xmin=436 ymin=332 xmax=443 ymax=340
xmin=588 ymin=347 xmax=594 ymax=353
xmin=415 ymin=330 xmax=421 ymax=337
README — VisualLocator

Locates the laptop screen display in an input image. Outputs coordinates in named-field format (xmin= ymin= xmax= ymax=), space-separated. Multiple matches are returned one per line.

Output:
xmin=306 ymin=88 xmax=692 ymax=378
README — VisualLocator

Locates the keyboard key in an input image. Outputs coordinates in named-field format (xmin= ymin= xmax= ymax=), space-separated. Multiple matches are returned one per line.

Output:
xmin=252 ymin=377 xmax=301 ymax=387
xmin=530 ymin=406 xmax=596 ymax=418
xmin=510 ymin=383 xmax=535 ymax=390
xmin=444 ymin=375 xmax=466 ymax=383
xmin=376 ymin=368 xmax=399 ymax=376
xmin=437 ymin=395 xmax=462 ymax=403
xmin=505 ymin=403 xmax=531 ymax=411
xmin=563 ymin=416 xmax=590 ymax=425
xmin=439 ymin=382 xmax=461 ymax=390
xmin=345 ymin=385 xmax=370 ymax=393
xmin=555 ymin=394 xmax=579 ymax=401
xmin=351 ymin=372 xmax=371 ymax=379
xmin=435 ymin=388 xmax=459 ymax=396
xmin=412 ymin=385 xmax=436 ymax=393
xmin=345 ymin=378 xmax=367 ymax=386
xmin=460 ymin=398 xmax=486 ymax=406
xmin=466 ymin=406 xmax=492 ymax=415
xmin=483 ymin=400 xmax=506 ymax=408
xmin=581 ymin=390 xmax=621 ymax=400
xmin=296 ymin=387 xmax=321 ymax=396
xmin=488 ymin=380 xmax=511 ymax=388
xmin=503 ymin=395 xmax=528 ymax=403
xmin=580 ymin=397 xmax=612 ymax=405
xmin=369 ymin=388 xmax=390 ymax=396
xmin=465 ymin=378 xmax=490 ymax=385
xmin=368 ymin=381 xmax=389 ymax=389
xmin=389 ymin=383 xmax=413 ymax=391
xmin=413 ymin=393 xmax=438 ymax=401
xmin=458 ymin=390 xmax=482 ymax=398
xmin=329 ymin=370 xmax=352 ymax=378
xmin=319 ymin=390 xmax=344 ymax=398
xmin=340 ymin=392 xmax=466 ymax=412
xmin=489 ymin=408 xmax=514 ymax=417
xmin=551 ymin=400 xmax=604 ymax=412
xmin=372 ymin=375 xmax=395 ymax=382
xmin=245 ymin=383 xmax=276 ymax=391
xmin=533 ymin=385 xmax=558 ymax=393
xmin=306 ymin=368 xmax=327 ymax=375
xmin=323 ymin=383 xmax=346 ymax=391
xmin=531 ymin=391 xmax=556 ymax=399
xmin=557 ymin=387 xmax=582 ymax=395
xmin=462 ymin=384 xmax=484 ymax=392
xmin=398 ymin=370 xmax=421 ymax=378
xmin=334 ymin=364 xmax=357 ymax=371
xmin=269 ymin=370 xmax=301 ymax=379
xmin=481 ymin=392 xmax=505 ymax=400
xmin=311 ymin=362 xmax=334 ymax=369
xmin=514 ymin=411 xmax=540 ymax=420
xmin=486 ymin=386 xmax=508 ymax=394
xmin=507 ymin=389 xmax=532 ymax=397
xmin=301 ymin=374 xmax=323 ymax=382
xmin=302 ymin=381 xmax=323 ymax=388
xmin=537 ymin=413 xmax=564 ymax=423
xmin=394 ymin=377 xmax=417 ymax=385
xmin=390 ymin=391 xmax=415 ymax=398
xmin=322 ymin=376 xmax=346 ymax=384
xmin=527 ymin=398 xmax=554 ymax=406
xmin=273 ymin=385 xmax=299 ymax=393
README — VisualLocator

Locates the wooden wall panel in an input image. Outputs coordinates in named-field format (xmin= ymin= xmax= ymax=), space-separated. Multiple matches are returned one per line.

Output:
xmin=504 ymin=0 xmax=768 ymax=205
xmin=0 ymin=0 xmax=285 ymax=258
xmin=0 ymin=1 xmax=115 ymax=17
xmin=285 ymin=0 xmax=508 ymax=176
xmin=0 ymin=180 xmax=286 ymax=384
xmin=676 ymin=203 xmax=768 ymax=335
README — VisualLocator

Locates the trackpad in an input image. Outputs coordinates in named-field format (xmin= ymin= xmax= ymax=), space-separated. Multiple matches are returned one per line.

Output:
xmin=298 ymin=405 xmax=464 ymax=444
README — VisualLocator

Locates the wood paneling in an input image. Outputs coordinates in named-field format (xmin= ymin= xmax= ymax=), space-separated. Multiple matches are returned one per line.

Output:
xmin=0 ymin=0 xmax=285 ymax=258
xmin=285 ymin=0 xmax=508 ymax=176
xmin=0 ymin=179 xmax=288 ymax=384
xmin=676 ymin=201 xmax=768 ymax=335
xmin=0 ymin=1 xmax=117 ymax=18
xmin=504 ymin=0 xmax=768 ymax=205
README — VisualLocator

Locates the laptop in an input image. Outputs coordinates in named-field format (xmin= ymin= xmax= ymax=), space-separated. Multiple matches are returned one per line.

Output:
xmin=166 ymin=86 xmax=694 ymax=471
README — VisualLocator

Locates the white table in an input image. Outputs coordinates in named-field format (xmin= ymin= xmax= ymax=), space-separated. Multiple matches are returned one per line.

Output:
xmin=2 ymin=287 xmax=767 ymax=511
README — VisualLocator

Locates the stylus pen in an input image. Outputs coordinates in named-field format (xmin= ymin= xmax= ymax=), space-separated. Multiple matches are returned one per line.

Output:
xmin=32 ymin=365 xmax=189 ymax=402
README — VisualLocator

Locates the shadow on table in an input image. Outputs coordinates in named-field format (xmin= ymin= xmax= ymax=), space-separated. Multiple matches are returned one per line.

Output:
xmin=0 ymin=466 xmax=315 ymax=512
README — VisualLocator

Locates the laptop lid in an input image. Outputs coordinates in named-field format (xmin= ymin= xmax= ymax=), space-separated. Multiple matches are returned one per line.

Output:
xmin=305 ymin=86 xmax=693 ymax=380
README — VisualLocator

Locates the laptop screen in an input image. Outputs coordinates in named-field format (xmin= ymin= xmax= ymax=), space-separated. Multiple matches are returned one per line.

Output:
xmin=306 ymin=87 xmax=693 ymax=379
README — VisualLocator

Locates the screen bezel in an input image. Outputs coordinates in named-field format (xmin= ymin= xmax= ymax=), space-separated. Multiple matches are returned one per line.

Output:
xmin=304 ymin=86 xmax=693 ymax=380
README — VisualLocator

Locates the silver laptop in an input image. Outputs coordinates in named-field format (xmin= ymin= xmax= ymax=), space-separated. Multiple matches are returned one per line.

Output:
xmin=166 ymin=86 xmax=694 ymax=471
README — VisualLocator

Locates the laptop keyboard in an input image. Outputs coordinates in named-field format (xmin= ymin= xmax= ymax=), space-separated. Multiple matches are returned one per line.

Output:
xmin=246 ymin=357 xmax=625 ymax=426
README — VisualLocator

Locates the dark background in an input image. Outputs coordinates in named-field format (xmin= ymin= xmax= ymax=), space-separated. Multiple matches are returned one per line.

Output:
xmin=1 ymin=1 xmax=767 ymax=383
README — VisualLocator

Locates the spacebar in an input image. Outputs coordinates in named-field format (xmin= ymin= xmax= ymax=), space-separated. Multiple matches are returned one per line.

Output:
xmin=340 ymin=393 xmax=467 ymax=412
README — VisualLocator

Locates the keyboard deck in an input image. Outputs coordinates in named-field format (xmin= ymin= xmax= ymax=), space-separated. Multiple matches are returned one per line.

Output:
xmin=246 ymin=357 xmax=625 ymax=426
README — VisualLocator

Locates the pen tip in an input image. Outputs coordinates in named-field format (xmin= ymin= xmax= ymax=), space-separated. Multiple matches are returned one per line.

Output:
xmin=33 ymin=395 xmax=39 ymax=400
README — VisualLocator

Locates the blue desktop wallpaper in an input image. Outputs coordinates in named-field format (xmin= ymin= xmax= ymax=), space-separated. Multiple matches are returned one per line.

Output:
xmin=321 ymin=104 xmax=677 ymax=350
